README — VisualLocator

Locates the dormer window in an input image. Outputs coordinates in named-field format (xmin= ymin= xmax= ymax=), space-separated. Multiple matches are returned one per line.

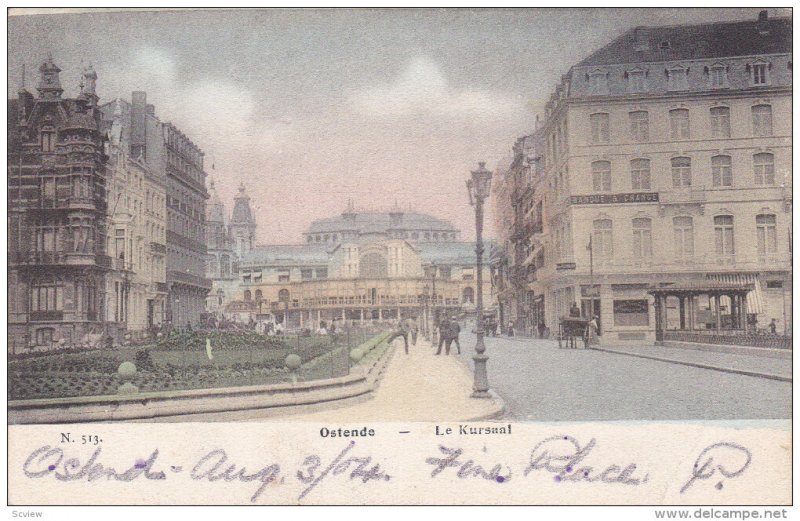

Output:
xmin=707 ymin=63 xmax=729 ymax=89
xmin=749 ymin=61 xmax=770 ymax=86
xmin=666 ymin=65 xmax=689 ymax=91
xmin=626 ymin=68 xmax=646 ymax=93
xmin=587 ymin=69 xmax=609 ymax=95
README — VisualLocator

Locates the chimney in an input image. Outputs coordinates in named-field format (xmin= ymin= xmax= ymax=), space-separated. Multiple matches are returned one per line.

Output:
xmin=757 ymin=10 xmax=770 ymax=35
xmin=131 ymin=91 xmax=147 ymax=160
xmin=633 ymin=27 xmax=650 ymax=52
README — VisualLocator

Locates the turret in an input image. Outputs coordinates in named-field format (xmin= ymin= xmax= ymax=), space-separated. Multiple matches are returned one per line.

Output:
xmin=36 ymin=54 xmax=63 ymax=99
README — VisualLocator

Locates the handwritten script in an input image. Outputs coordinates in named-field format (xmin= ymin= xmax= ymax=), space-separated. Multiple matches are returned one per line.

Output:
xmin=21 ymin=436 xmax=753 ymax=502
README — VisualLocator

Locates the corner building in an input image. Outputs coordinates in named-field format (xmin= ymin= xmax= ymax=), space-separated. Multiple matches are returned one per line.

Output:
xmin=529 ymin=12 xmax=791 ymax=343
xmin=8 ymin=58 xmax=110 ymax=351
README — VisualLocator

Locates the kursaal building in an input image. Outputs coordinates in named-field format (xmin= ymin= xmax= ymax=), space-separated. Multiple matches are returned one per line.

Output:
xmin=206 ymin=190 xmax=493 ymax=329
xmin=492 ymin=11 xmax=791 ymax=343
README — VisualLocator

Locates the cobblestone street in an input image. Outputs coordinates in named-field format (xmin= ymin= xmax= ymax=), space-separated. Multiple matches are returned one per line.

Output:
xmin=454 ymin=332 xmax=791 ymax=421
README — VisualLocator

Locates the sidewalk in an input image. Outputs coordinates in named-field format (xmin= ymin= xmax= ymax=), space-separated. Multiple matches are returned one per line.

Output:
xmin=260 ymin=337 xmax=504 ymax=422
xmin=594 ymin=344 xmax=791 ymax=382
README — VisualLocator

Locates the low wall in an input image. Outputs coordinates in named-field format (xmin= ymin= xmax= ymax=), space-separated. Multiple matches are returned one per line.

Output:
xmin=9 ymin=333 xmax=394 ymax=424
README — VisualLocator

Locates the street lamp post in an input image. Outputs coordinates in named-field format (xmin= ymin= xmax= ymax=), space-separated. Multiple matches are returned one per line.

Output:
xmin=430 ymin=262 xmax=438 ymax=346
xmin=422 ymin=284 xmax=430 ymax=340
xmin=467 ymin=161 xmax=492 ymax=399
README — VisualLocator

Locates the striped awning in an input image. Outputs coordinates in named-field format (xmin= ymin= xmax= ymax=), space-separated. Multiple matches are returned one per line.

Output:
xmin=706 ymin=273 xmax=764 ymax=314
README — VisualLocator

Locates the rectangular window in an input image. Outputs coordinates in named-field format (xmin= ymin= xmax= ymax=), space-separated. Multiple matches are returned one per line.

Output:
xmin=752 ymin=63 xmax=768 ymax=85
xmin=756 ymin=214 xmax=777 ymax=255
xmin=462 ymin=267 xmax=474 ymax=281
xmin=40 ymin=131 xmax=55 ymax=153
xmin=673 ymin=216 xmax=694 ymax=257
xmin=710 ymin=107 xmax=731 ymax=138
xmin=671 ymin=157 xmax=692 ymax=187
xmin=589 ymin=72 xmax=608 ymax=95
xmin=590 ymin=113 xmax=610 ymax=144
xmin=753 ymin=153 xmax=775 ymax=185
xmin=277 ymin=269 xmax=290 ymax=283
xmin=752 ymin=105 xmax=773 ymax=137
xmin=710 ymin=66 xmax=728 ymax=89
xmin=669 ymin=109 xmax=690 ymax=140
xmin=629 ymin=111 xmax=649 ymax=142
xmin=631 ymin=218 xmax=653 ymax=258
xmin=592 ymin=161 xmax=612 ymax=192
xmin=613 ymin=300 xmax=650 ymax=326
xmin=627 ymin=70 xmax=645 ymax=92
xmin=301 ymin=269 xmax=313 ymax=280
xmin=630 ymin=159 xmax=651 ymax=190
xmin=712 ymin=155 xmax=732 ymax=187
xmin=316 ymin=268 xmax=328 ymax=279
xmin=667 ymin=68 xmax=688 ymax=91
xmin=714 ymin=215 xmax=735 ymax=255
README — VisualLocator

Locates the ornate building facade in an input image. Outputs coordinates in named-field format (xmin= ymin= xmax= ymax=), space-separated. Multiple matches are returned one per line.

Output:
xmin=214 ymin=197 xmax=490 ymax=331
xmin=492 ymin=11 xmax=792 ymax=343
xmin=8 ymin=58 xmax=111 ymax=352
xmin=99 ymin=92 xmax=168 ymax=342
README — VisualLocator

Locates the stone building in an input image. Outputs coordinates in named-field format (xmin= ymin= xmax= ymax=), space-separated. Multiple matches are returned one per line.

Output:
xmin=220 ymin=200 xmax=490 ymax=331
xmin=164 ymin=123 xmax=211 ymax=328
xmin=491 ymin=131 xmax=545 ymax=334
xmin=492 ymin=11 xmax=792 ymax=343
xmin=205 ymin=181 xmax=254 ymax=315
xmin=99 ymin=92 xmax=168 ymax=342
xmin=8 ymin=58 xmax=111 ymax=352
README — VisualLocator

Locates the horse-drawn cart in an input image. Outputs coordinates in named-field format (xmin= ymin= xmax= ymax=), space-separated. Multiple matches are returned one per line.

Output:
xmin=558 ymin=316 xmax=590 ymax=349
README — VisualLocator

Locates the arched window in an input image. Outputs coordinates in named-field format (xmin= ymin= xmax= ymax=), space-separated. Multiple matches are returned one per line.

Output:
xmin=710 ymin=106 xmax=731 ymax=138
xmin=591 ymin=161 xmax=611 ymax=192
xmin=753 ymin=153 xmax=775 ymax=185
xmin=255 ymin=289 xmax=263 ymax=301
xmin=669 ymin=109 xmax=690 ymax=139
xmin=714 ymin=215 xmax=735 ymax=255
xmin=243 ymin=290 xmax=252 ymax=301
xmin=462 ymin=287 xmax=475 ymax=304
xmin=671 ymin=157 xmax=691 ymax=187
xmin=220 ymin=254 xmax=231 ymax=278
xmin=359 ymin=252 xmax=388 ymax=278
xmin=630 ymin=159 xmax=650 ymax=190
xmin=752 ymin=105 xmax=773 ymax=136
xmin=278 ymin=289 xmax=290 ymax=302
xmin=712 ymin=155 xmax=732 ymax=187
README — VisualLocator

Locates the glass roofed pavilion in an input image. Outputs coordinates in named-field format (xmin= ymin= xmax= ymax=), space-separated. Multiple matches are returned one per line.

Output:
xmin=209 ymin=194 xmax=492 ymax=331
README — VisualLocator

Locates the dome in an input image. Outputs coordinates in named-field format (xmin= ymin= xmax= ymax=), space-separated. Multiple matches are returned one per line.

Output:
xmin=306 ymin=211 xmax=457 ymax=237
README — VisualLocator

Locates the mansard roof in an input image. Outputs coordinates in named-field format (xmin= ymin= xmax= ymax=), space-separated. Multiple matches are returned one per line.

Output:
xmin=576 ymin=16 xmax=792 ymax=68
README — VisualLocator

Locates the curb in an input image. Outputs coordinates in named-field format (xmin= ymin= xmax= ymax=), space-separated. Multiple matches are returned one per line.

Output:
xmin=594 ymin=347 xmax=791 ymax=382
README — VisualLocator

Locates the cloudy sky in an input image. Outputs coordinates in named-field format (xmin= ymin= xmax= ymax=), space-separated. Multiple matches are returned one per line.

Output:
xmin=8 ymin=8 xmax=779 ymax=243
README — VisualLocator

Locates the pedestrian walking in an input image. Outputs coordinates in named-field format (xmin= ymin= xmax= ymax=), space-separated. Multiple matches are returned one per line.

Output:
xmin=570 ymin=302 xmax=582 ymax=318
xmin=387 ymin=318 xmax=411 ymax=354
xmin=406 ymin=316 xmax=419 ymax=346
xmin=448 ymin=317 xmax=461 ymax=355
xmin=769 ymin=318 xmax=778 ymax=334
xmin=435 ymin=316 xmax=451 ymax=355
xmin=507 ymin=321 xmax=515 ymax=337
xmin=586 ymin=315 xmax=599 ymax=346
xmin=538 ymin=321 xmax=546 ymax=339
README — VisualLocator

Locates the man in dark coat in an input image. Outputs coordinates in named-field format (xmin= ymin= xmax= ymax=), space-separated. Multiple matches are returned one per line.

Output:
xmin=448 ymin=317 xmax=461 ymax=355
xmin=435 ymin=316 xmax=451 ymax=355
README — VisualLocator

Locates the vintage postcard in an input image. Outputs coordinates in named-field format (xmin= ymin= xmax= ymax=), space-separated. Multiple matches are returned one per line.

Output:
xmin=5 ymin=7 xmax=793 ymax=511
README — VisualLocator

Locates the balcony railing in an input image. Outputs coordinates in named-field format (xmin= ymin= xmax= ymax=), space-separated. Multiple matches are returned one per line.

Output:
xmin=167 ymin=270 xmax=213 ymax=290
xmin=30 ymin=310 xmax=64 ymax=322
xmin=663 ymin=330 xmax=791 ymax=350
xmin=150 ymin=242 xmax=167 ymax=254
